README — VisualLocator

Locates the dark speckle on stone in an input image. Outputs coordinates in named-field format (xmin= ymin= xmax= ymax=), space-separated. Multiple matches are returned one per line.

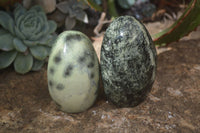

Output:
xmin=87 ymin=62 xmax=94 ymax=68
xmin=90 ymin=73 xmax=94 ymax=79
xmin=64 ymin=64 xmax=73 ymax=77
xmin=49 ymin=80 xmax=53 ymax=87
xmin=78 ymin=56 xmax=86 ymax=63
xmin=49 ymin=67 xmax=55 ymax=74
xmin=54 ymin=55 xmax=61 ymax=64
xmin=84 ymin=51 xmax=91 ymax=57
xmin=56 ymin=83 xmax=64 ymax=90
xmin=66 ymin=34 xmax=82 ymax=42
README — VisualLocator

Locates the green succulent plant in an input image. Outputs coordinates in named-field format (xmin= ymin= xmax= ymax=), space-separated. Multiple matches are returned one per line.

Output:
xmin=117 ymin=0 xmax=149 ymax=9
xmin=57 ymin=0 xmax=88 ymax=30
xmin=117 ymin=0 xmax=136 ymax=9
xmin=0 ymin=4 xmax=57 ymax=74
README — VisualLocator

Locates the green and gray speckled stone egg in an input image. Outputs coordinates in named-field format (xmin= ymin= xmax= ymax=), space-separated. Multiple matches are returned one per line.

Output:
xmin=100 ymin=16 xmax=157 ymax=107
xmin=47 ymin=31 xmax=99 ymax=113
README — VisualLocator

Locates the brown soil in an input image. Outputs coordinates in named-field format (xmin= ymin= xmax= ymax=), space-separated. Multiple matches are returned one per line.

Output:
xmin=0 ymin=22 xmax=200 ymax=133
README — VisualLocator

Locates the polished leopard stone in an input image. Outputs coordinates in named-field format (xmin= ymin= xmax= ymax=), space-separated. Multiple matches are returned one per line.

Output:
xmin=47 ymin=31 xmax=99 ymax=113
xmin=100 ymin=16 xmax=157 ymax=107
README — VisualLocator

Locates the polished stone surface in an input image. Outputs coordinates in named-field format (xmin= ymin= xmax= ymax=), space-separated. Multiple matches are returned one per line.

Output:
xmin=48 ymin=31 xmax=99 ymax=113
xmin=100 ymin=16 xmax=157 ymax=107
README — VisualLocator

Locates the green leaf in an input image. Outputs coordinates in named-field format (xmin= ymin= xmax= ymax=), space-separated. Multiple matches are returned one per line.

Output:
xmin=34 ymin=18 xmax=42 ymax=35
xmin=33 ymin=20 xmax=49 ymax=40
xmin=47 ymin=20 xmax=57 ymax=34
xmin=0 ymin=32 xmax=14 ymax=51
xmin=23 ymin=40 xmax=36 ymax=47
xmin=16 ymin=13 xmax=25 ymax=28
xmin=20 ymin=10 xmax=38 ymax=39
xmin=65 ymin=16 xmax=76 ymax=30
xmin=37 ymin=35 xmax=52 ymax=46
xmin=30 ymin=46 xmax=48 ymax=60
xmin=80 ymin=0 xmax=102 ymax=11
xmin=38 ymin=12 xmax=47 ymax=24
xmin=153 ymin=0 xmax=200 ymax=46
xmin=13 ymin=38 xmax=27 ymax=52
xmin=56 ymin=1 xmax=70 ymax=14
xmin=31 ymin=30 xmax=44 ymax=41
xmin=42 ymin=21 xmax=50 ymax=35
xmin=76 ymin=0 xmax=89 ymax=10
xmin=108 ymin=0 xmax=119 ymax=17
xmin=117 ymin=0 xmax=135 ymax=9
xmin=31 ymin=59 xmax=45 ymax=71
xmin=74 ymin=10 xmax=88 ymax=23
xmin=90 ymin=0 xmax=102 ymax=5
xmin=0 ymin=11 xmax=15 ymax=35
xmin=0 ymin=51 xmax=17 ymax=69
xmin=15 ymin=26 xmax=26 ymax=40
xmin=0 ymin=28 xmax=7 ymax=35
xmin=14 ymin=3 xmax=26 ymax=22
xmin=45 ymin=46 xmax=52 ymax=55
xmin=37 ymin=35 xmax=56 ymax=47
xmin=30 ymin=5 xmax=44 ymax=13
xmin=14 ymin=53 xmax=33 ymax=74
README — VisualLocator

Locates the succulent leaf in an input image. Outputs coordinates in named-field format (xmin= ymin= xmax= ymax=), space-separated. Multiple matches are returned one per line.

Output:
xmin=37 ymin=34 xmax=56 ymax=47
xmin=45 ymin=46 xmax=52 ymax=55
xmin=30 ymin=5 xmax=44 ymax=13
xmin=16 ymin=13 xmax=25 ymax=29
xmin=31 ymin=59 xmax=45 ymax=71
xmin=65 ymin=16 xmax=76 ymax=30
xmin=80 ymin=0 xmax=102 ymax=11
xmin=45 ymin=35 xmax=57 ymax=48
xmin=20 ymin=10 xmax=39 ymax=39
xmin=153 ymin=0 xmax=200 ymax=46
xmin=32 ymin=30 xmax=45 ymax=41
xmin=23 ymin=40 xmax=36 ymax=47
xmin=14 ymin=4 xmax=26 ymax=21
xmin=90 ymin=0 xmax=102 ymax=5
xmin=0 ymin=3 xmax=57 ymax=73
xmin=0 ymin=28 xmax=6 ymax=35
xmin=0 ymin=31 xmax=14 ymax=51
xmin=47 ymin=20 xmax=57 ymax=34
xmin=38 ymin=11 xmax=47 ymax=23
xmin=37 ymin=35 xmax=52 ymax=46
xmin=76 ymin=1 xmax=88 ymax=9
xmin=74 ymin=10 xmax=88 ymax=23
xmin=14 ymin=26 xmax=26 ymax=40
xmin=39 ymin=21 xmax=49 ymax=38
xmin=117 ymin=0 xmax=136 ymax=9
xmin=57 ymin=1 xmax=69 ymax=14
xmin=0 ymin=11 xmax=15 ymax=35
xmin=34 ymin=21 xmax=42 ymax=35
xmin=14 ymin=53 xmax=33 ymax=74
xmin=57 ymin=0 xmax=89 ymax=27
xmin=30 ymin=46 xmax=48 ymax=60
xmin=0 ymin=51 xmax=17 ymax=69
xmin=13 ymin=38 xmax=27 ymax=52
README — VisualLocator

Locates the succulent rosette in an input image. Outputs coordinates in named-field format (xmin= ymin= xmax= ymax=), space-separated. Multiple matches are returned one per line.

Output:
xmin=57 ymin=0 xmax=88 ymax=30
xmin=0 ymin=4 xmax=57 ymax=74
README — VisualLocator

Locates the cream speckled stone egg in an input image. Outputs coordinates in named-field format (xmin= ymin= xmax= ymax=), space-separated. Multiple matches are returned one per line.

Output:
xmin=47 ymin=31 xmax=99 ymax=113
